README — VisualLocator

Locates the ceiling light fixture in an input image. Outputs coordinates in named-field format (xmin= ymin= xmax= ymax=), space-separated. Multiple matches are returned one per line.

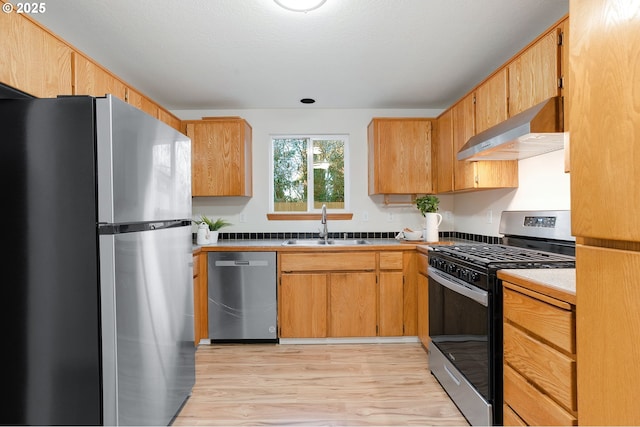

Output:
xmin=274 ymin=0 xmax=327 ymax=13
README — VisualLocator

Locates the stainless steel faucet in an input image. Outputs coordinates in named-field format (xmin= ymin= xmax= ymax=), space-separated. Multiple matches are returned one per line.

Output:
xmin=319 ymin=203 xmax=328 ymax=242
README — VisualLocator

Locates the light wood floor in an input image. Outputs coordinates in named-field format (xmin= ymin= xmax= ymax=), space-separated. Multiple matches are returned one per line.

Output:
xmin=173 ymin=342 xmax=469 ymax=426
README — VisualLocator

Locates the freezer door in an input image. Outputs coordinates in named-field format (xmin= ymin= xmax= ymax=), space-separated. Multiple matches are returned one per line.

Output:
xmin=96 ymin=95 xmax=191 ymax=224
xmin=100 ymin=226 xmax=195 ymax=426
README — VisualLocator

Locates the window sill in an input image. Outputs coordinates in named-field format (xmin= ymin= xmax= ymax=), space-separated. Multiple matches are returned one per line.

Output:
xmin=267 ymin=213 xmax=354 ymax=221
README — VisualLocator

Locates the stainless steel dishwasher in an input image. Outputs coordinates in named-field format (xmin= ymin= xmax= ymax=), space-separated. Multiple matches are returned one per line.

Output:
xmin=207 ymin=252 xmax=277 ymax=342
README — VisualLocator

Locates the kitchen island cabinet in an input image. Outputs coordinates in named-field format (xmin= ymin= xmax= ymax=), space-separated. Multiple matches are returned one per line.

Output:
xmin=185 ymin=117 xmax=253 ymax=197
xmin=367 ymin=118 xmax=433 ymax=195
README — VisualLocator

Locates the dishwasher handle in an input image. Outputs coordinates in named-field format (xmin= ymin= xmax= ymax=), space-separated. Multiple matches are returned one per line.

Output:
xmin=214 ymin=260 xmax=270 ymax=267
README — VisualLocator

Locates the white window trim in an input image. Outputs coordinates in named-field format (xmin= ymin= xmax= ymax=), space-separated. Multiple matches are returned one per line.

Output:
xmin=269 ymin=134 xmax=350 ymax=214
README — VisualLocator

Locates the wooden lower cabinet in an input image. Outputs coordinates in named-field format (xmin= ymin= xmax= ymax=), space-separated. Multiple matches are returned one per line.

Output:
xmin=279 ymin=273 xmax=328 ymax=338
xmin=329 ymin=272 xmax=377 ymax=337
xmin=502 ymin=282 xmax=577 ymax=425
xmin=278 ymin=250 xmax=415 ymax=339
xmin=192 ymin=252 xmax=208 ymax=345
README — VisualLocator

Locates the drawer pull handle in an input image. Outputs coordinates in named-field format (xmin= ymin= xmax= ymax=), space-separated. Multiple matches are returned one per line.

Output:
xmin=444 ymin=364 xmax=461 ymax=386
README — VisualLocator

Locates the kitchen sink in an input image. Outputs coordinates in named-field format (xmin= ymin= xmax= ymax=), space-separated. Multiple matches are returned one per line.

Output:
xmin=281 ymin=239 xmax=371 ymax=246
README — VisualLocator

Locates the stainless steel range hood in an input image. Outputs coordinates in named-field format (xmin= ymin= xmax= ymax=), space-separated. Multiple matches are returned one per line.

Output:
xmin=457 ymin=96 xmax=565 ymax=161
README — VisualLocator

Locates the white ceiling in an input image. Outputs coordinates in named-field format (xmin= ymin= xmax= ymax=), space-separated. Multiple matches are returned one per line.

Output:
xmin=32 ymin=0 xmax=569 ymax=110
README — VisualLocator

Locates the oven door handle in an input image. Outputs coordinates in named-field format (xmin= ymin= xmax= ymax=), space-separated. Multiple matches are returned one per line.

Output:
xmin=428 ymin=267 xmax=488 ymax=307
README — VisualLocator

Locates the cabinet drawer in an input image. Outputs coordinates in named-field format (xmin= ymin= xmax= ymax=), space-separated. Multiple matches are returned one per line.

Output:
xmin=504 ymin=322 xmax=576 ymax=411
xmin=504 ymin=287 xmax=575 ymax=353
xmin=503 ymin=403 xmax=527 ymax=426
xmin=280 ymin=252 xmax=376 ymax=272
xmin=504 ymin=364 xmax=577 ymax=426
xmin=379 ymin=251 xmax=403 ymax=270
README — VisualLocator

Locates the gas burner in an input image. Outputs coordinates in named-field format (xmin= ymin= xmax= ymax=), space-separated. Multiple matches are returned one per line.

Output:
xmin=433 ymin=244 xmax=575 ymax=266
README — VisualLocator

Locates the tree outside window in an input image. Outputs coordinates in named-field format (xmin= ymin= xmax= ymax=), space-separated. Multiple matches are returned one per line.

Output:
xmin=272 ymin=135 xmax=347 ymax=212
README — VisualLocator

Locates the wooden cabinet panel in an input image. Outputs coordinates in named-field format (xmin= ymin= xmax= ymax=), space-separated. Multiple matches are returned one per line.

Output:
xmin=280 ymin=252 xmax=376 ymax=272
xmin=187 ymin=118 xmax=252 ymax=197
xmin=329 ymin=272 xmax=377 ymax=337
xmin=416 ymin=272 xmax=429 ymax=348
xmin=503 ymin=322 xmax=576 ymax=412
xmin=503 ymin=286 xmax=575 ymax=353
xmin=0 ymin=9 xmax=72 ymax=97
xmin=379 ymin=251 xmax=403 ymax=270
xmin=368 ymin=118 xmax=433 ymax=195
xmin=576 ymin=245 xmax=640 ymax=425
xmin=475 ymin=68 xmax=508 ymax=133
xmin=402 ymin=251 xmax=418 ymax=336
xmin=72 ymin=52 xmax=127 ymax=100
xmin=508 ymin=30 xmax=560 ymax=117
xmin=502 ymin=403 xmax=527 ymax=427
xmin=452 ymin=94 xmax=477 ymax=190
xmin=569 ymin=1 xmax=640 ymax=241
xmin=280 ymin=273 xmax=327 ymax=338
xmin=158 ymin=108 xmax=182 ymax=132
xmin=504 ymin=364 xmax=577 ymax=426
xmin=193 ymin=252 xmax=208 ymax=344
xmin=127 ymin=87 xmax=159 ymax=118
xmin=434 ymin=109 xmax=454 ymax=193
xmin=379 ymin=271 xmax=403 ymax=336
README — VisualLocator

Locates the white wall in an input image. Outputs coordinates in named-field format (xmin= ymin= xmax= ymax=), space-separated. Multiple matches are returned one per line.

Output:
xmin=176 ymin=108 xmax=570 ymax=237
xmin=452 ymin=149 xmax=571 ymax=236
xmin=175 ymin=108 xmax=454 ymax=235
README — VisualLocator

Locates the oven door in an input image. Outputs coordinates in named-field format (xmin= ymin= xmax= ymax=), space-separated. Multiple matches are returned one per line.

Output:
xmin=428 ymin=266 xmax=493 ymax=426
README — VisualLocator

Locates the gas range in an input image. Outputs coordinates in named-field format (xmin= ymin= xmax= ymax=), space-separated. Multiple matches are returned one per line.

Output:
xmin=425 ymin=210 xmax=575 ymax=426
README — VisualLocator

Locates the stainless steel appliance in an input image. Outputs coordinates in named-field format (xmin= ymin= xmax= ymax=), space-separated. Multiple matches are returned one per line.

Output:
xmin=208 ymin=252 xmax=277 ymax=342
xmin=1 ymin=90 xmax=195 ymax=426
xmin=423 ymin=210 xmax=575 ymax=426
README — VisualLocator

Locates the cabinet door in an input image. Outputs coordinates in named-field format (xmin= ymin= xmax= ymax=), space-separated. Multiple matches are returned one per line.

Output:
xmin=452 ymin=94 xmax=477 ymax=190
xmin=577 ymin=245 xmax=640 ymax=425
xmin=329 ymin=272 xmax=377 ymax=337
xmin=72 ymin=52 xmax=127 ymax=101
xmin=187 ymin=119 xmax=252 ymax=197
xmin=0 ymin=11 xmax=72 ymax=97
xmin=434 ymin=109 xmax=454 ymax=193
xmin=368 ymin=118 xmax=432 ymax=194
xmin=569 ymin=0 xmax=640 ymax=241
xmin=379 ymin=272 xmax=404 ymax=336
xmin=508 ymin=30 xmax=560 ymax=117
xmin=280 ymin=273 xmax=327 ymax=338
xmin=475 ymin=68 xmax=508 ymax=134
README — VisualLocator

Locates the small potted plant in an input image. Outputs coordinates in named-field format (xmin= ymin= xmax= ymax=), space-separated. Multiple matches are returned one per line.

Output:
xmin=196 ymin=215 xmax=231 ymax=244
xmin=415 ymin=195 xmax=442 ymax=242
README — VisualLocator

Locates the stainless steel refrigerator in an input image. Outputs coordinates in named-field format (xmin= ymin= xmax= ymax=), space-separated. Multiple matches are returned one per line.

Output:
xmin=0 ymin=90 xmax=196 ymax=426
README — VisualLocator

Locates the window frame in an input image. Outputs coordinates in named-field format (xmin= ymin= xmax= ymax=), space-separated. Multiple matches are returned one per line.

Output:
xmin=269 ymin=134 xmax=350 ymax=214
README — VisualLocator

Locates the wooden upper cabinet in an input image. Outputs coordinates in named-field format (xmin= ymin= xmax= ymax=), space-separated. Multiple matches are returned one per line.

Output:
xmin=452 ymin=93 xmax=477 ymax=191
xmin=368 ymin=118 xmax=433 ymax=195
xmin=0 ymin=8 xmax=72 ymax=97
xmin=434 ymin=109 xmax=454 ymax=193
xmin=126 ymin=87 xmax=159 ymax=119
xmin=186 ymin=118 xmax=253 ymax=197
xmin=475 ymin=68 xmax=508 ymax=133
xmin=72 ymin=52 xmax=127 ymax=101
xmin=158 ymin=108 xmax=182 ymax=132
xmin=508 ymin=28 xmax=561 ymax=117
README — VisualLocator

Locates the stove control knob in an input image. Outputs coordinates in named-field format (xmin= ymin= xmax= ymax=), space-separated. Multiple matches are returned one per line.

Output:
xmin=429 ymin=258 xmax=437 ymax=267
xmin=470 ymin=272 xmax=479 ymax=282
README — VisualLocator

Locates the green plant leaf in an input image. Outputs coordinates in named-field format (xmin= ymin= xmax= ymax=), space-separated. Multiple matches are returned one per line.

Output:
xmin=415 ymin=195 xmax=440 ymax=216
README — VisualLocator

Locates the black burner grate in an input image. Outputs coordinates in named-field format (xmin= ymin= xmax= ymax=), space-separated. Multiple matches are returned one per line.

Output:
xmin=434 ymin=244 xmax=575 ymax=265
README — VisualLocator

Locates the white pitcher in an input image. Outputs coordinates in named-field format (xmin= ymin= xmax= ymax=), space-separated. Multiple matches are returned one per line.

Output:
xmin=196 ymin=222 xmax=210 ymax=245
xmin=424 ymin=212 xmax=443 ymax=242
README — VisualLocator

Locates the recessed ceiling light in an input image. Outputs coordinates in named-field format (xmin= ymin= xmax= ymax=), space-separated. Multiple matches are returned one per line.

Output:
xmin=300 ymin=98 xmax=316 ymax=104
xmin=274 ymin=0 xmax=327 ymax=13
